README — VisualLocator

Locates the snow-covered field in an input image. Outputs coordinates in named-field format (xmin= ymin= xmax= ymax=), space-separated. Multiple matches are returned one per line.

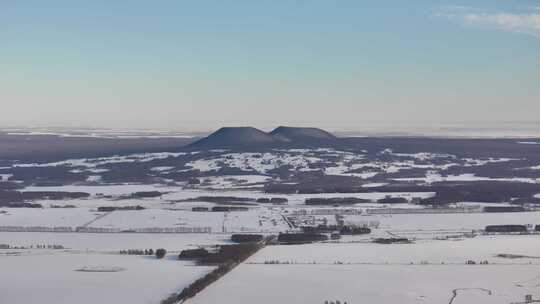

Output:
xmin=2 ymin=164 xmax=539 ymax=304
xmin=0 ymin=207 xmax=102 ymax=227
xmin=188 ymin=263 xmax=540 ymax=304
xmin=87 ymin=208 xmax=288 ymax=233
xmin=189 ymin=235 xmax=540 ymax=304
xmin=362 ymin=211 xmax=540 ymax=232
xmin=0 ymin=252 xmax=213 ymax=304
xmin=0 ymin=230 xmax=227 ymax=304
xmin=249 ymin=235 xmax=540 ymax=265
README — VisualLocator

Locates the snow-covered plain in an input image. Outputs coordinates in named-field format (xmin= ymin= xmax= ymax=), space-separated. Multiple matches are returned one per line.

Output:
xmin=0 ymin=207 xmax=102 ymax=227
xmin=2 ymin=147 xmax=538 ymax=304
xmin=189 ymin=235 xmax=540 ymax=304
xmin=188 ymin=263 xmax=540 ymax=304
xmin=88 ymin=208 xmax=288 ymax=233
xmin=363 ymin=211 xmax=540 ymax=232
xmin=0 ymin=252 xmax=213 ymax=304
xmin=249 ymin=235 xmax=540 ymax=265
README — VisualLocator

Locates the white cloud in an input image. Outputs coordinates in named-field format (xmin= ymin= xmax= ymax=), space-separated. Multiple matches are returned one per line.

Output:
xmin=438 ymin=7 xmax=540 ymax=37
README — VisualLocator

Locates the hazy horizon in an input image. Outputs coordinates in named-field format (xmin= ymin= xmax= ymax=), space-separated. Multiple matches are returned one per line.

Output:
xmin=3 ymin=121 xmax=540 ymax=138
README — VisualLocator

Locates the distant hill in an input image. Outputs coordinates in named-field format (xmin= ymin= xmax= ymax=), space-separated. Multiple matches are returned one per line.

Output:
xmin=188 ymin=126 xmax=338 ymax=149
xmin=188 ymin=127 xmax=281 ymax=149
xmin=270 ymin=126 xmax=337 ymax=142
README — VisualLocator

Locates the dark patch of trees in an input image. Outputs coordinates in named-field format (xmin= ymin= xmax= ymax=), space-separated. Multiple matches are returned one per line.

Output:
xmin=339 ymin=226 xmax=371 ymax=235
xmin=305 ymin=197 xmax=371 ymax=205
xmin=302 ymin=225 xmax=371 ymax=235
xmin=0 ymin=190 xmax=89 ymax=205
xmin=377 ymin=196 xmax=408 ymax=204
xmin=129 ymin=191 xmax=163 ymax=198
xmin=485 ymin=225 xmax=527 ymax=233
xmin=178 ymin=248 xmax=210 ymax=260
xmin=256 ymin=197 xmax=288 ymax=204
xmin=0 ymin=202 xmax=42 ymax=208
xmin=196 ymin=243 xmax=262 ymax=265
xmin=420 ymin=182 xmax=540 ymax=205
xmin=483 ymin=206 xmax=525 ymax=213
xmin=302 ymin=225 xmax=341 ymax=233
xmin=373 ymin=238 xmax=411 ymax=244
xmin=155 ymin=248 xmax=167 ymax=259
xmin=180 ymin=196 xmax=255 ymax=204
xmin=278 ymin=232 xmax=328 ymax=244
xmin=97 ymin=205 xmax=145 ymax=212
xmin=50 ymin=204 xmax=76 ymax=208
xmin=267 ymin=178 xmax=540 ymax=206
xmin=231 ymin=234 xmax=263 ymax=243
xmin=0 ymin=182 xmax=24 ymax=190
xmin=211 ymin=206 xmax=249 ymax=212
xmin=119 ymin=249 xmax=154 ymax=255
xmin=187 ymin=178 xmax=201 ymax=185
xmin=161 ymin=262 xmax=234 ymax=304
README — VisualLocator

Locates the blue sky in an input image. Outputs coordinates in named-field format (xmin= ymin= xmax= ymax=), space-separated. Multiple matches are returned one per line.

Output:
xmin=1 ymin=1 xmax=539 ymax=130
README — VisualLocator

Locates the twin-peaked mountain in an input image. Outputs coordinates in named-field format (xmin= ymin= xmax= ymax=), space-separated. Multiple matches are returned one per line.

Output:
xmin=189 ymin=126 xmax=338 ymax=149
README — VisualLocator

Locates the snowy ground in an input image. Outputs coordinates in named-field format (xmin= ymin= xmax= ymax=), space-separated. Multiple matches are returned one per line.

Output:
xmin=359 ymin=211 xmax=540 ymax=232
xmin=249 ymin=235 xmax=540 ymax=265
xmin=0 ymin=207 xmax=102 ymax=227
xmin=0 ymin=251 xmax=213 ymax=304
xmin=0 ymin=231 xmax=227 ymax=304
xmin=87 ymin=208 xmax=288 ymax=233
xmin=187 ymin=263 xmax=540 ymax=304
xmin=2 ymin=181 xmax=539 ymax=304
xmin=188 ymin=235 xmax=540 ymax=304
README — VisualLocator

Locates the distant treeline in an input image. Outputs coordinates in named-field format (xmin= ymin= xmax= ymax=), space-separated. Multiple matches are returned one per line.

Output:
xmin=268 ymin=180 xmax=540 ymax=204
xmin=483 ymin=206 xmax=525 ymax=213
xmin=230 ymin=234 xmax=264 ymax=243
xmin=373 ymin=238 xmax=411 ymax=244
xmin=177 ymin=196 xmax=256 ymax=205
xmin=97 ymin=205 xmax=145 ymax=212
xmin=277 ymin=232 xmax=328 ymax=244
xmin=256 ymin=197 xmax=288 ymax=204
xmin=305 ymin=197 xmax=370 ymax=205
xmin=0 ymin=190 xmax=89 ymax=206
xmin=120 ymin=191 xmax=163 ymax=199
xmin=485 ymin=225 xmax=528 ymax=233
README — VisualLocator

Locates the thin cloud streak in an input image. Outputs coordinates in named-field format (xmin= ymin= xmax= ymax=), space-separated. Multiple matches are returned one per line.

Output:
xmin=438 ymin=7 xmax=540 ymax=37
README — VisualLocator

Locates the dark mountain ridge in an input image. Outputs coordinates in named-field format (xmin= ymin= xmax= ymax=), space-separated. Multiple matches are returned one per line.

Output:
xmin=270 ymin=126 xmax=337 ymax=143
xmin=188 ymin=126 xmax=338 ymax=149
xmin=188 ymin=127 xmax=281 ymax=149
